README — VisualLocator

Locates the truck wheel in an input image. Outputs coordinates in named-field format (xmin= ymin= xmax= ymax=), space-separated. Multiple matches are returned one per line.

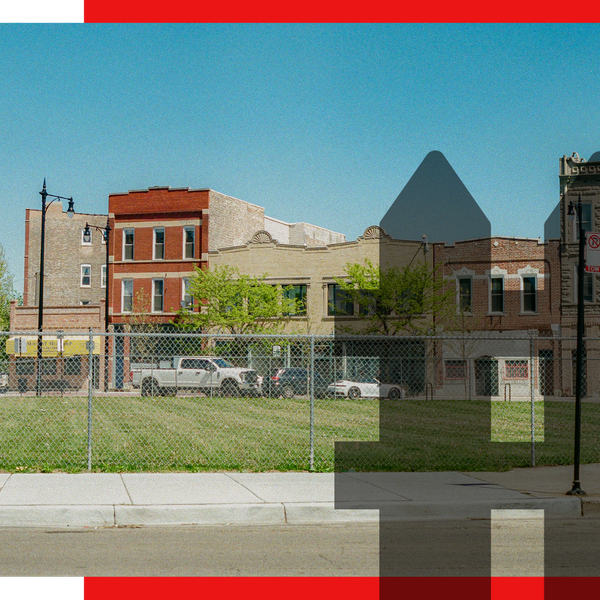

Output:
xmin=283 ymin=386 xmax=295 ymax=399
xmin=348 ymin=387 xmax=360 ymax=399
xmin=141 ymin=378 xmax=158 ymax=397
xmin=221 ymin=379 xmax=239 ymax=397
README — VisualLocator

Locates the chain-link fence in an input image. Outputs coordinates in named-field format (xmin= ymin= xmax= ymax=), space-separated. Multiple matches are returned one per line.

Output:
xmin=0 ymin=330 xmax=598 ymax=473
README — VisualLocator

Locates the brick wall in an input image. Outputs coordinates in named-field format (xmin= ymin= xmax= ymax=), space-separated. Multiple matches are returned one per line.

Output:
xmin=434 ymin=237 xmax=561 ymax=333
xmin=24 ymin=203 xmax=108 ymax=307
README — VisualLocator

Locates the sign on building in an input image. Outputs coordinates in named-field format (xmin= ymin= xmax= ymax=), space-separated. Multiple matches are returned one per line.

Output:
xmin=585 ymin=232 xmax=600 ymax=272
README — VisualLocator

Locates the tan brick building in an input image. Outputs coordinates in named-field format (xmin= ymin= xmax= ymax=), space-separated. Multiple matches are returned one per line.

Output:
xmin=24 ymin=202 xmax=108 ymax=307
xmin=558 ymin=151 xmax=600 ymax=397
xmin=209 ymin=225 xmax=429 ymax=335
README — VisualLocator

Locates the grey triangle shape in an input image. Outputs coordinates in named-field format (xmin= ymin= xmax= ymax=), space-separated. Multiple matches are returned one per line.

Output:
xmin=380 ymin=151 xmax=491 ymax=244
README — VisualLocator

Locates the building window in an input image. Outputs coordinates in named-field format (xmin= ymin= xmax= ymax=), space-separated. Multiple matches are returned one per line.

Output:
xmin=490 ymin=277 xmax=504 ymax=313
xmin=122 ymin=279 xmax=133 ymax=313
xmin=327 ymin=284 xmax=354 ymax=316
xmin=64 ymin=356 xmax=81 ymax=376
xmin=16 ymin=358 xmax=35 ymax=375
xmin=81 ymin=229 xmax=92 ymax=245
xmin=184 ymin=226 xmax=195 ymax=259
xmin=505 ymin=360 xmax=528 ymax=379
xmin=123 ymin=228 xmax=134 ymax=261
xmin=575 ymin=202 xmax=592 ymax=240
xmin=153 ymin=279 xmax=164 ymax=313
xmin=283 ymin=284 xmax=307 ymax=316
xmin=358 ymin=290 xmax=377 ymax=316
xmin=80 ymin=264 xmax=91 ymax=287
xmin=522 ymin=276 xmax=537 ymax=313
xmin=40 ymin=358 xmax=57 ymax=376
xmin=458 ymin=278 xmax=472 ymax=313
xmin=182 ymin=278 xmax=193 ymax=308
xmin=445 ymin=360 xmax=467 ymax=380
xmin=575 ymin=266 xmax=594 ymax=303
xmin=154 ymin=227 xmax=165 ymax=260
xmin=101 ymin=265 xmax=107 ymax=289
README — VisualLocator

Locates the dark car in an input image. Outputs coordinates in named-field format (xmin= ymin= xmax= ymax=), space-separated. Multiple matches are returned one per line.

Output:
xmin=266 ymin=367 xmax=330 ymax=398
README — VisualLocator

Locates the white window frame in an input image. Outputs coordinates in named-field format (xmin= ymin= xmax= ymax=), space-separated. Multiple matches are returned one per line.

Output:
xmin=122 ymin=279 xmax=133 ymax=313
xmin=81 ymin=229 xmax=92 ymax=246
xmin=101 ymin=265 xmax=107 ymax=289
xmin=521 ymin=275 xmax=537 ymax=313
xmin=457 ymin=276 xmax=473 ymax=314
xmin=152 ymin=278 xmax=164 ymax=313
xmin=153 ymin=227 xmax=165 ymax=260
xmin=183 ymin=226 xmax=195 ymax=259
xmin=123 ymin=228 xmax=134 ymax=261
xmin=80 ymin=264 xmax=91 ymax=288
xmin=182 ymin=277 xmax=193 ymax=308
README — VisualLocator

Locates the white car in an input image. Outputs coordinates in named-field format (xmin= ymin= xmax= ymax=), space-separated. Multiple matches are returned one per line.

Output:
xmin=327 ymin=378 xmax=405 ymax=399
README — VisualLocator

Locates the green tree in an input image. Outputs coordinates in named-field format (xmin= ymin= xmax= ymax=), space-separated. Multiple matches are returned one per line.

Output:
xmin=334 ymin=258 xmax=455 ymax=335
xmin=0 ymin=243 xmax=17 ymax=331
xmin=177 ymin=265 xmax=302 ymax=334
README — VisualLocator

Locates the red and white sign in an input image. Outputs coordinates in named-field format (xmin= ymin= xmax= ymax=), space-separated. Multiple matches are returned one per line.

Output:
xmin=585 ymin=233 xmax=600 ymax=272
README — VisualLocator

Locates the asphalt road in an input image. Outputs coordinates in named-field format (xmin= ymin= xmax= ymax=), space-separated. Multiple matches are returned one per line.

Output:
xmin=1 ymin=518 xmax=600 ymax=577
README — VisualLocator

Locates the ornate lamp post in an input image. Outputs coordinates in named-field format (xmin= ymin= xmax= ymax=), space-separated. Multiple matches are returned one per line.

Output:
xmin=36 ymin=180 xmax=75 ymax=396
xmin=567 ymin=194 xmax=587 ymax=496
xmin=83 ymin=219 xmax=111 ymax=392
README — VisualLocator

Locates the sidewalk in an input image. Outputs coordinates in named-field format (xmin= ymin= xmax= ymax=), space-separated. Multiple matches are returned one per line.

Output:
xmin=0 ymin=465 xmax=596 ymax=528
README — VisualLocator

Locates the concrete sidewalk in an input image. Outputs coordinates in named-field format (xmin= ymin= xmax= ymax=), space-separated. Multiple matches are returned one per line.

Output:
xmin=0 ymin=464 xmax=596 ymax=528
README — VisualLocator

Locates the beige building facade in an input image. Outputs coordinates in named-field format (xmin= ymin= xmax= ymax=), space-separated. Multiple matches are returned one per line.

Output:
xmin=209 ymin=225 xmax=429 ymax=334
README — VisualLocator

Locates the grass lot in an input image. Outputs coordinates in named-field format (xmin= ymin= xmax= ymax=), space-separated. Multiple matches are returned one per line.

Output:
xmin=0 ymin=395 xmax=598 ymax=473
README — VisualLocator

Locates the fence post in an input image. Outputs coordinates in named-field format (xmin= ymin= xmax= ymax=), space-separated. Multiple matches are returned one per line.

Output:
xmin=87 ymin=328 xmax=94 ymax=471
xmin=530 ymin=331 xmax=536 ymax=467
xmin=309 ymin=335 xmax=315 ymax=471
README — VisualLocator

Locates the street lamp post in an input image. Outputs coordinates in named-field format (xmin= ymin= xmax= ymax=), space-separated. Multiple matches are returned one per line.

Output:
xmin=567 ymin=194 xmax=587 ymax=496
xmin=36 ymin=180 xmax=75 ymax=396
xmin=83 ymin=220 xmax=111 ymax=392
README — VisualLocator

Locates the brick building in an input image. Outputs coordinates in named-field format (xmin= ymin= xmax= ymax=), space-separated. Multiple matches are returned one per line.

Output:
xmin=24 ymin=202 xmax=108 ymax=307
xmin=433 ymin=237 xmax=561 ymax=398
xmin=210 ymin=225 xmax=429 ymax=335
xmin=558 ymin=151 xmax=600 ymax=397
xmin=108 ymin=186 xmax=346 ymax=327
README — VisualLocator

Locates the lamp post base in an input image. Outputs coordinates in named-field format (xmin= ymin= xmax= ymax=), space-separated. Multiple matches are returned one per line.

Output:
xmin=567 ymin=481 xmax=587 ymax=496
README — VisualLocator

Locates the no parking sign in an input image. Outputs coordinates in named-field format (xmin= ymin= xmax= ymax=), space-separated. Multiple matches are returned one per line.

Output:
xmin=585 ymin=232 xmax=600 ymax=272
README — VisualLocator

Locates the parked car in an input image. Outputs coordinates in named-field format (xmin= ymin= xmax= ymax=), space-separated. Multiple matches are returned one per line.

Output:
xmin=266 ymin=367 xmax=331 ymax=398
xmin=327 ymin=378 xmax=405 ymax=399
xmin=132 ymin=357 xmax=261 ymax=397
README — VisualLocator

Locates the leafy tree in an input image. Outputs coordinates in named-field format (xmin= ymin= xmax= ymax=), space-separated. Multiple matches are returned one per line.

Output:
xmin=334 ymin=258 xmax=455 ymax=335
xmin=177 ymin=265 xmax=302 ymax=334
xmin=0 ymin=243 xmax=17 ymax=331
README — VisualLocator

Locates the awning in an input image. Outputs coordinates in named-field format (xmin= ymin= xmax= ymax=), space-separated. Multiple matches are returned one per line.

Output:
xmin=6 ymin=336 xmax=101 ymax=357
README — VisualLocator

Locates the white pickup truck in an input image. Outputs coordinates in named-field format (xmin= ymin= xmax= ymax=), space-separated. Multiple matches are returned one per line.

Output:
xmin=132 ymin=357 xmax=261 ymax=397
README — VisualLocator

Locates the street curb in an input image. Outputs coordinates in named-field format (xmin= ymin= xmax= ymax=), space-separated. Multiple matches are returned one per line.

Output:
xmin=0 ymin=506 xmax=114 ymax=528
xmin=0 ymin=497 xmax=582 ymax=528
xmin=115 ymin=504 xmax=286 ymax=526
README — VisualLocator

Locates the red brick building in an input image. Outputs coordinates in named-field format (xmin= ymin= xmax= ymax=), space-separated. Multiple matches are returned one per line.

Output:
xmin=109 ymin=187 xmax=211 ymax=326
xmin=433 ymin=236 xmax=562 ymax=398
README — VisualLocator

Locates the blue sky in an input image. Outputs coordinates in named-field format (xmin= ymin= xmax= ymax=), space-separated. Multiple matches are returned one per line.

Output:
xmin=1 ymin=23 xmax=600 ymax=293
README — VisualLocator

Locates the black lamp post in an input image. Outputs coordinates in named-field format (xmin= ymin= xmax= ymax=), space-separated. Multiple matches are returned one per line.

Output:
xmin=567 ymin=194 xmax=587 ymax=496
xmin=36 ymin=179 xmax=75 ymax=396
xmin=83 ymin=219 xmax=111 ymax=392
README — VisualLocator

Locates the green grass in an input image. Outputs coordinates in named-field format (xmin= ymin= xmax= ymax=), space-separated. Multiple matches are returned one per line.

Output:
xmin=0 ymin=395 xmax=598 ymax=473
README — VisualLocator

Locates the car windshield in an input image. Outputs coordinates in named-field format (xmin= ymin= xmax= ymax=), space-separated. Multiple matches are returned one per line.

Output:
xmin=213 ymin=359 xmax=233 ymax=368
